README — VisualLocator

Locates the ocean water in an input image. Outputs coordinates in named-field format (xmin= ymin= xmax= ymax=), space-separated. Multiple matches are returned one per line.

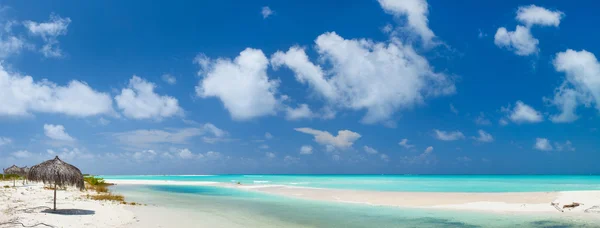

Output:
xmin=102 ymin=175 xmax=600 ymax=227
xmin=102 ymin=175 xmax=600 ymax=192
xmin=110 ymin=184 xmax=597 ymax=228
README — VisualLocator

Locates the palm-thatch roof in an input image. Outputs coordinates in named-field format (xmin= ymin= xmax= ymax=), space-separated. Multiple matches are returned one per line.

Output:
xmin=21 ymin=166 xmax=30 ymax=174
xmin=28 ymin=156 xmax=84 ymax=190
xmin=3 ymin=165 xmax=24 ymax=175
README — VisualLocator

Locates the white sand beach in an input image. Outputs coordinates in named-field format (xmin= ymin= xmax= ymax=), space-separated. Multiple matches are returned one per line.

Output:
xmin=3 ymin=179 xmax=600 ymax=227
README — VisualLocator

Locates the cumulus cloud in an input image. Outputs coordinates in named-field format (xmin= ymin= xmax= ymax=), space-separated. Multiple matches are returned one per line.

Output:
xmin=261 ymin=6 xmax=274 ymax=19
xmin=300 ymin=145 xmax=313 ymax=155
xmin=473 ymin=130 xmax=494 ymax=143
xmin=494 ymin=26 xmax=538 ymax=56
xmin=294 ymin=127 xmax=361 ymax=149
xmin=44 ymin=124 xmax=75 ymax=141
xmin=0 ymin=64 xmax=114 ymax=117
xmin=0 ymin=35 xmax=25 ymax=59
xmin=23 ymin=13 xmax=71 ymax=58
xmin=516 ymin=5 xmax=564 ymax=27
xmin=547 ymin=49 xmax=600 ymax=123
xmin=504 ymin=101 xmax=543 ymax=123
xmin=178 ymin=148 xmax=197 ymax=159
xmin=196 ymin=48 xmax=280 ymax=120
xmin=494 ymin=5 xmax=563 ymax=56
xmin=285 ymin=104 xmax=314 ymax=120
xmin=434 ymin=129 xmax=465 ymax=141
xmin=272 ymin=32 xmax=454 ymax=124
xmin=115 ymin=76 xmax=182 ymax=120
xmin=161 ymin=74 xmax=176 ymax=85
xmin=364 ymin=146 xmax=378 ymax=154
xmin=398 ymin=138 xmax=415 ymax=149
xmin=534 ymin=138 xmax=553 ymax=151
xmin=377 ymin=0 xmax=435 ymax=45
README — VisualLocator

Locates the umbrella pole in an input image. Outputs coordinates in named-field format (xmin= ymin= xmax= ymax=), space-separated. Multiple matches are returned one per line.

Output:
xmin=53 ymin=182 xmax=57 ymax=211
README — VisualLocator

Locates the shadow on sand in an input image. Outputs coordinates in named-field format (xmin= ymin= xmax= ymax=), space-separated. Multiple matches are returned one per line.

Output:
xmin=42 ymin=209 xmax=95 ymax=215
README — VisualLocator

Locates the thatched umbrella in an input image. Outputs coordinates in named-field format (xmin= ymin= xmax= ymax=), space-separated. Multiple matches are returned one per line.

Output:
xmin=3 ymin=165 xmax=24 ymax=187
xmin=21 ymin=166 xmax=30 ymax=185
xmin=28 ymin=156 xmax=85 ymax=211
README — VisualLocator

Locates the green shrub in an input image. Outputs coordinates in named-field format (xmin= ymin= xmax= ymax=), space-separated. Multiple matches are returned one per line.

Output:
xmin=84 ymin=176 xmax=106 ymax=186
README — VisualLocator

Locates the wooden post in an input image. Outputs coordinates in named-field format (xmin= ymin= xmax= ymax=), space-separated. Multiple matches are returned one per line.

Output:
xmin=53 ymin=182 xmax=57 ymax=211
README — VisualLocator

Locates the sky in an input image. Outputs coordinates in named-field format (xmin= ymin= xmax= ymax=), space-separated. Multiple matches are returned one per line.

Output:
xmin=0 ymin=0 xmax=599 ymax=175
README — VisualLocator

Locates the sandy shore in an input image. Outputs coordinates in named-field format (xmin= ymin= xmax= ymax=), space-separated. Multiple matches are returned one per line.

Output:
xmin=0 ymin=181 xmax=136 ymax=228
xmin=4 ymin=179 xmax=600 ymax=227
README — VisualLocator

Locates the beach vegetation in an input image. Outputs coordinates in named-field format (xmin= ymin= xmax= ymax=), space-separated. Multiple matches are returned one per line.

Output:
xmin=3 ymin=185 xmax=10 ymax=188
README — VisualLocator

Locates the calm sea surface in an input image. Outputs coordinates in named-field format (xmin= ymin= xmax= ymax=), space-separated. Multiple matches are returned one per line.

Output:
xmin=103 ymin=175 xmax=600 ymax=227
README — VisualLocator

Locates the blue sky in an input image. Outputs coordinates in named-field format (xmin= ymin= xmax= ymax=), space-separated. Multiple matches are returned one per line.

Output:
xmin=1 ymin=0 xmax=599 ymax=175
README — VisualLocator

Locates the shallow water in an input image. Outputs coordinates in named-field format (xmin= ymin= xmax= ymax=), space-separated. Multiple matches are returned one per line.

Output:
xmin=102 ymin=175 xmax=600 ymax=192
xmin=110 ymin=184 xmax=599 ymax=228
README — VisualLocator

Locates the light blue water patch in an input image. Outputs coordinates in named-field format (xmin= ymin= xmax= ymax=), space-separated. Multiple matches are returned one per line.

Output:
xmin=110 ymin=184 xmax=598 ymax=228
xmin=101 ymin=175 xmax=600 ymax=192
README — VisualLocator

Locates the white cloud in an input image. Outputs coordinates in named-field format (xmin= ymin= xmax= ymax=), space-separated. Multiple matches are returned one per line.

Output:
xmin=473 ymin=130 xmax=494 ymax=143
xmin=178 ymin=148 xmax=195 ymax=159
xmin=555 ymin=140 xmax=575 ymax=152
xmin=112 ymin=124 xmax=226 ymax=148
xmin=0 ymin=64 xmax=114 ymax=117
xmin=499 ymin=119 xmax=509 ymax=126
xmin=380 ymin=154 xmax=390 ymax=162
xmin=494 ymin=26 xmax=538 ymax=56
xmin=12 ymin=150 xmax=33 ymax=158
xmin=44 ymin=124 xmax=75 ymax=141
xmin=285 ymin=104 xmax=314 ymax=120
xmin=284 ymin=155 xmax=299 ymax=163
xmin=402 ymin=146 xmax=435 ymax=164
xmin=259 ymin=144 xmax=269 ymax=149
xmin=265 ymin=132 xmax=273 ymax=139
xmin=534 ymin=138 xmax=553 ymax=151
xmin=0 ymin=137 xmax=12 ymax=146
xmin=261 ymin=6 xmax=274 ymax=19
xmin=300 ymin=145 xmax=313 ymax=155
xmin=295 ymin=128 xmax=361 ymax=149
xmin=377 ymin=0 xmax=435 ymax=45
xmin=272 ymin=32 xmax=454 ymax=124
xmin=265 ymin=152 xmax=276 ymax=159
xmin=162 ymin=74 xmax=176 ymax=85
xmin=474 ymin=113 xmax=492 ymax=125
xmin=196 ymin=48 xmax=279 ymax=120
xmin=516 ymin=5 xmax=564 ymax=27
xmin=115 ymin=76 xmax=182 ymax=120
xmin=424 ymin=146 xmax=433 ymax=153
xmin=449 ymin=103 xmax=458 ymax=114
xmin=434 ymin=129 xmax=465 ymax=141
xmin=548 ymin=49 xmax=600 ymax=122
xmin=132 ymin=149 xmax=157 ymax=161
xmin=23 ymin=14 xmax=71 ymax=58
xmin=205 ymin=151 xmax=221 ymax=159
xmin=47 ymin=147 xmax=94 ymax=161
xmin=505 ymin=101 xmax=543 ymax=123
xmin=494 ymin=5 xmax=563 ymax=56
xmin=364 ymin=146 xmax=378 ymax=154
xmin=0 ymin=36 xmax=25 ymax=59
xmin=398 ymin=138 xmax=415 ymax=149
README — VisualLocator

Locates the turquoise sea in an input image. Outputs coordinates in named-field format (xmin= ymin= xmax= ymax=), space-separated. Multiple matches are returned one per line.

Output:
xmin=102 ymin=175 xmax=600 ymax=227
